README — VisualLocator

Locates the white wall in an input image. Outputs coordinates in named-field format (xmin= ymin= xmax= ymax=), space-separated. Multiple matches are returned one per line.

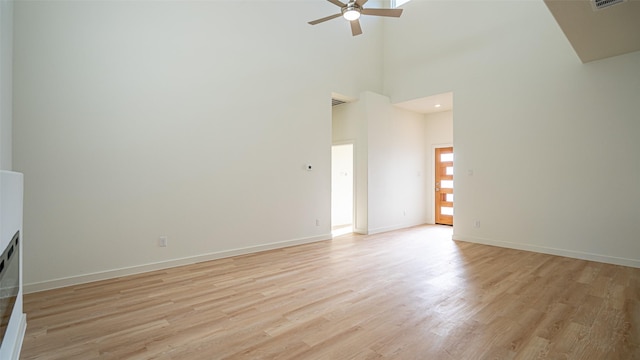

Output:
xmin=384 ymin=1 xmax=640 ymax=266
xmin=0 ymin=7 xmax=24 ymax=358
xmin=365 ymin=92 xmax=427 ymax=234
xmin=14 ymin=0 xmax=639 ymax=293
xmin=0 ymin=0 xmax=12 ymax=170
xmin=424 ymin=110 xmax=453 ymax=224
xmin=13 ymin=1 xmax=385 ymax=290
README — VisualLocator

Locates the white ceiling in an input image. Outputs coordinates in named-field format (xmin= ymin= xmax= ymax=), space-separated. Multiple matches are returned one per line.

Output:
xmin=545 ymin=0 xmax=640 ymax=63
xmin=392 ymin=92 xmax=453 ymax=114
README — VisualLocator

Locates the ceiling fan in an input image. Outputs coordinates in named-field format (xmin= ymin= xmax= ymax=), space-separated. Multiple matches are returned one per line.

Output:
xmin=308 ymin=0 xmax=403 ymax=36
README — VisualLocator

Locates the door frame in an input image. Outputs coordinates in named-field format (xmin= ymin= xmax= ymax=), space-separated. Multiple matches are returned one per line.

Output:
xmin=431 ymin=143 xmax=453 ymax=225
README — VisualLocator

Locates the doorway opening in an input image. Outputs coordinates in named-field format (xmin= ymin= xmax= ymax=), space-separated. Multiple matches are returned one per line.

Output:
xmin=393 ymin=91 xmax=453 ymax=227
xmin=331 ymin=143 xmax=354 ymax=236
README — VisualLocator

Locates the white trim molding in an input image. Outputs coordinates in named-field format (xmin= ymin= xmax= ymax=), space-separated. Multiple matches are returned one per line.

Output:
xmin=368 ymin=221 xmax=427 ymax=236
xmin=452 ymin=234 xmax=640 ymax=269
xmin=24 ymin=233 xmax=332 ymax=294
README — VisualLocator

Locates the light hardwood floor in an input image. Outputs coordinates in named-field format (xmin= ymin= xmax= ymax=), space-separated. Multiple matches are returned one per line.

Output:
xmin=21 ymin=225 xmax=640 ymax=359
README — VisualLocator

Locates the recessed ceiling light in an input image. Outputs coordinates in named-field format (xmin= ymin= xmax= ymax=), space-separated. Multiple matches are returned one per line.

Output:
xmin=435 ymin=104 xmax=441 ymax=108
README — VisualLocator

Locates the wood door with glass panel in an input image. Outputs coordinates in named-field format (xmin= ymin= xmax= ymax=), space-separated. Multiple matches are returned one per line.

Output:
xmin=435 ymin=147 xmax=454 ymax=225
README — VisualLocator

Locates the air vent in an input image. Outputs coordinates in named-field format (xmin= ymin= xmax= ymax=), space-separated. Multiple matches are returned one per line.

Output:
xmin=592 ymin=0 xmax=625 ymax=10
xmin=332 ymin=98 xmax=347 ymax=106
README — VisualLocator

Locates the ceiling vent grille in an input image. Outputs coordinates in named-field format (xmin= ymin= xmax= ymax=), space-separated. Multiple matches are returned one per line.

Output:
xmin=332 ymin=98 xmax=347 ymax=106
xmin=592 ymin=0 xmax=625 ymax=10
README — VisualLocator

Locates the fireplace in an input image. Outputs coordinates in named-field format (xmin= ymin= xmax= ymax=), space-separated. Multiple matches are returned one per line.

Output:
xmin=0 ymin=170 xmax=25 ymax=360
xmin=0 ymin=231 xmax=20 ymax=343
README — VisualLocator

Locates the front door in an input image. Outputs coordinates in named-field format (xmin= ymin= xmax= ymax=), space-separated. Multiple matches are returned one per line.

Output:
xmin=435 ymin=147 xmax=454 ymax=225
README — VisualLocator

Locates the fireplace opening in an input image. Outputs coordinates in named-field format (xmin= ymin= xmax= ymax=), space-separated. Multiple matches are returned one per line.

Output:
xmin=0 ymin=231 xmax=19 ymax=343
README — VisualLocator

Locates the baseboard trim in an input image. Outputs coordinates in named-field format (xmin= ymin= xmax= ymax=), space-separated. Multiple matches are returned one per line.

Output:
xmin=452 ymin=234 xmax=640 ymax=268
xmin=368 ymin=222 xmax=427 ymax=235
xmin=353 ymin=227 xmax=368 ymax=235
xmin=24 ymin=233 xmax=332 ymax=294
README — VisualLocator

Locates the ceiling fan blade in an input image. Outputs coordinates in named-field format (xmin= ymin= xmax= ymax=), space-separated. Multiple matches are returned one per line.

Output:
xmin=327 ymin=0 xmax=346 ymax=7
xmin=350 ymin=19 xmax=363 ymax=36
xmin=361 ymin=8 xmax=403 ymax=17
xmin=308 ymin=13 xmax=343 ymax=25
xmin=355 ymin=0 xmax=369 ymax=6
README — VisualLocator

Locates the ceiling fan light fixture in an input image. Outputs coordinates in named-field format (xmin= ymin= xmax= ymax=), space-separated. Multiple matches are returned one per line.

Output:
xmin=308 ymin=0 xmax=403 ymax=36
xmin=342 ymin=7 xmax=361 ymax=21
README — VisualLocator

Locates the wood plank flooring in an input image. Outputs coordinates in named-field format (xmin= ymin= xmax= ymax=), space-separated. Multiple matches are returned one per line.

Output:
xmin=20 ymin=225 xmax=640 ymax=359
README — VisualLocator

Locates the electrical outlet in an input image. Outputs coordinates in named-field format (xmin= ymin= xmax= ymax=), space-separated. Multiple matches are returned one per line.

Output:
xmin=159 ymin=236 xmax=168 ymax=247
xmin=315 ymin=219 xmax=320 ymax=226
xmin=474 ymin=220 xmax=481 ymax=228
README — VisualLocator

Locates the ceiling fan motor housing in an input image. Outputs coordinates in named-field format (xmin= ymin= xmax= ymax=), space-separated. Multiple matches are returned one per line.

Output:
xmin=342 ymin=2 xmax=362 ymax=20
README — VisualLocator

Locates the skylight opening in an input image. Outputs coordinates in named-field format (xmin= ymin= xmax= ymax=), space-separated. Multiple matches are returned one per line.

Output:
xmin=393 ymin=0 xmax=411 ymax=7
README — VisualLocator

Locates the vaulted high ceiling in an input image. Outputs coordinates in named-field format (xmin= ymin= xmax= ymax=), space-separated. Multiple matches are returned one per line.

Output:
xmin=545 ymin=0 xmax=640 ymax=63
